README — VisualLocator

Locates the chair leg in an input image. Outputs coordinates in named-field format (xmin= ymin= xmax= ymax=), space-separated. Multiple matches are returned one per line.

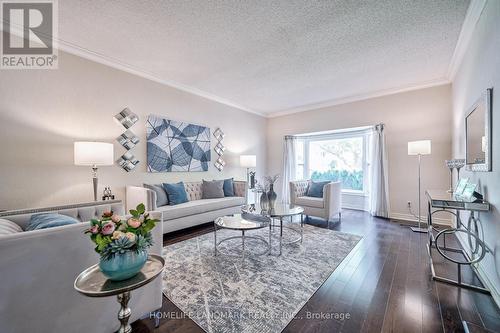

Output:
xmin=339 ymin=212 xmax=341 ymax=222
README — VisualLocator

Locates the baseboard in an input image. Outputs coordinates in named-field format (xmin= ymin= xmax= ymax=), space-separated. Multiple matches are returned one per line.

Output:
xmin=341 ymin=203 xmax=366 ymax=211
xmin=389 ymin=212 xmax=453 ymax=227
xmin=456 ymin=233 xmax=500 ymax=308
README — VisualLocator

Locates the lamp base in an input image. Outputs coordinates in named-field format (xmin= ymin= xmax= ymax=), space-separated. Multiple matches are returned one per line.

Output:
xmin=410 ymin=226 xmax=428 ymax=233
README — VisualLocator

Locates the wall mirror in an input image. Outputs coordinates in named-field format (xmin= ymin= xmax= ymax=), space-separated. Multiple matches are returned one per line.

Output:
xmin=465 ymin=88 xmax=492 ymax=172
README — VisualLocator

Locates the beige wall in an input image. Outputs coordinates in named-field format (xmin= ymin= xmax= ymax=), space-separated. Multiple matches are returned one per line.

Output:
xmin=267 ymin=85 xmax=453 ymax=223
xmin=0 ymin=51 xmax=267 ymax=210
xmin=451 ymin=0 xmax=500 ymax=302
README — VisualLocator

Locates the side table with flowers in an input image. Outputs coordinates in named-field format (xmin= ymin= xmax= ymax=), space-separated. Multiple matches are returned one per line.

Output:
xmin=75 ymin=203 xmax=165 ymax=333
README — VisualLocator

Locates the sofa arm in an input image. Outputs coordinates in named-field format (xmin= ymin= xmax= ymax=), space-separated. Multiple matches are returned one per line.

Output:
xmin=324 ymin=182 xmax=342 ymax=219
xmin=233 ymin=181 xmax=247 ymax=199
xmin=126 ymin=186 xmax=157 ymax=212
xmin=289 ymin=180 xmax=309 ymax=205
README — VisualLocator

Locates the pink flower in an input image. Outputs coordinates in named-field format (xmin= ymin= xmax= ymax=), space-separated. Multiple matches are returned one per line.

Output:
xmin=89 ymin=225 xmax=99 ymax=234
xmin=127 ymin=218 xmax=141 ymax=229
xmin=111 ymin=215 xmax=121 ymax=223
xmin=125 ymin=232 xmax=136 ymax=243
xmin=101 ymin=222 xmax=115 ymax=235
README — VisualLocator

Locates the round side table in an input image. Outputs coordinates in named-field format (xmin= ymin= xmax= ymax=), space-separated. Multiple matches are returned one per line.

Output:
xmin=74 ymin=254 xmax=165 ymax=333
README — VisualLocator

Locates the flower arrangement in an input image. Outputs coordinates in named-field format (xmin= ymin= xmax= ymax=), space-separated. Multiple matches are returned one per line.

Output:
xmin=264 ymin=174 xmax=279 ymax=186
xmin=85 ymin=203 xmax=158 ymax=260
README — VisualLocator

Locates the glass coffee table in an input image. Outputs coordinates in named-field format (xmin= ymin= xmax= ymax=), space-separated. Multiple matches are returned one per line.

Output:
xmin=214 ymin=213 xmax=271 ymax=259
xmin=242 ymin=204 xmax=304 ymax=255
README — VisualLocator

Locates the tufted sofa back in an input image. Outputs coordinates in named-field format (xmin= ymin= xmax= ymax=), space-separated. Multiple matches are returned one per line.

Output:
xmin=0 ymin=200 xmax=124 ymax=231
xmin=184 ymin=182 xmax=203 ymax=201
xmin=289 ymin=180 xmax=310 ymax=204
xmin=183 ymin=180 xmax=247 ymax=201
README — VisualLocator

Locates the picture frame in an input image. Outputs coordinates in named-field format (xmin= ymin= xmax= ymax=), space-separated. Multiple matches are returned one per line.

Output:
xmin=454 ymin=177 xmax=469 ymax=195
xmin=461 ymin=183 xmax=477 ymax=201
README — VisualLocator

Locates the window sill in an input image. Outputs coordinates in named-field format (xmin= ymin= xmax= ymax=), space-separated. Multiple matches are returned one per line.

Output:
xmin=341 ymin=190 xmax=367 ymax=197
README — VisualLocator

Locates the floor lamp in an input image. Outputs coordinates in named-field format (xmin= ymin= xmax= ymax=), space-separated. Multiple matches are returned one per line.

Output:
xmin=74 ymin=142 xmax=114 ymax=201
xmin=408 ymin=140 xmax=431 ymax=233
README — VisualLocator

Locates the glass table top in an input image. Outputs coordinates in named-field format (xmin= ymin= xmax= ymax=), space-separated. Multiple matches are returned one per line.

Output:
xmin=215 ymin=213 xmax=270 ymax=230
xmin=242 ymin=203 xmax=304 ymax=217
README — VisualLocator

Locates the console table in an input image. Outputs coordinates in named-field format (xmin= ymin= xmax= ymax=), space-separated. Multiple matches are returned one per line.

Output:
xmin=426 ymin=190 xmax=490 ymax=294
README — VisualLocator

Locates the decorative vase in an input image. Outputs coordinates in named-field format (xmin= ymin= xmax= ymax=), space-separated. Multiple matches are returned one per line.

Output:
xmin=267 ymin=184 xmax=277 ymax=210
xmin=99 ymin=250 xmax=148 ymax=281
xmin=260 ymin=191 xmax=269 ymax=211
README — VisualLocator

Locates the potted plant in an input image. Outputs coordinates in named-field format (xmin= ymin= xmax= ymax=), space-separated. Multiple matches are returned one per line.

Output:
xmin=85 ymin=203 xmax=158 ymax=281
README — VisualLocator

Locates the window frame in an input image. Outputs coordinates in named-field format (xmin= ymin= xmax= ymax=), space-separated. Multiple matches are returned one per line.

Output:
xmin=296 ymin=132 xmax=369 ymax=196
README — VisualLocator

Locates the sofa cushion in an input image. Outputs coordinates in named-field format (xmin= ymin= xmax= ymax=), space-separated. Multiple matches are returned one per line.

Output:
xmin=26 ymin=213 xmax=78 ymax=231
xmin=163 ymin=182 xmax=189 ymax=205
xmin=296 ymin=196 xmax=325 ymax=209
xmin=144 ymin=183 xmax=168 ymax=207
xmin=202 ymin=180 xmax=225 ymax=199
xmin=157 ymin=197 xmax=245 ymax=221
xmin=0 ymin=218 xmax=23 ymax=235
xmin=223 ymin=178 xmax=235 ymax=197
xmin=307 ymin=181 xmax=330 ymax=198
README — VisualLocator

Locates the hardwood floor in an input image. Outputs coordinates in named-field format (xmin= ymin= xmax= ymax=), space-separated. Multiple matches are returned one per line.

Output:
xmin=132 ymin=209 xmax=500 ymax=333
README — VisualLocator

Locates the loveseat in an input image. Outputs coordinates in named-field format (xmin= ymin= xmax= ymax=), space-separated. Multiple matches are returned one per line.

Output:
xmin=0 ymin=200 xmax=163 ymax=333
xmin=127 ymin=180 xmax=247 ymax=234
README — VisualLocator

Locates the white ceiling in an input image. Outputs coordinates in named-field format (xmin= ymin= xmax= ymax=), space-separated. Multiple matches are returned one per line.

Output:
xmin=58 ymin=0 xmax=470 ymax=116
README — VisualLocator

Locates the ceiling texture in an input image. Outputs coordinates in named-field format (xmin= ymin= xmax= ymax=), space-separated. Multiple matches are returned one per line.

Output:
xmin=58 ymin=0 xmax=470 ymax=116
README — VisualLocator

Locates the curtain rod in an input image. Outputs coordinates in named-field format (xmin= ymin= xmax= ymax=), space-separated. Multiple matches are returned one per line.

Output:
xmin=285 ymin=123 xmax=384 ymax=140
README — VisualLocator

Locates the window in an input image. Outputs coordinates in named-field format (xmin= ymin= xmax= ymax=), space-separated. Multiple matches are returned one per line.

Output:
xmin=296 ymin=132 xmax=368 ymax=193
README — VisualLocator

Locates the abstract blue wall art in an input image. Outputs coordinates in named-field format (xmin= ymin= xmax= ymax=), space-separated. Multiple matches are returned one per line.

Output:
xmin=146 ymin=115 xmax=211 ymax=172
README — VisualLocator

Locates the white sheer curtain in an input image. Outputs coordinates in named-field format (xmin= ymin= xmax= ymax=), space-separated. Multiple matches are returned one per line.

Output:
xmin=281 ymin=136 xmax=297 ymax=204
xmin=369 ymin=124 xmax=390 ymax=218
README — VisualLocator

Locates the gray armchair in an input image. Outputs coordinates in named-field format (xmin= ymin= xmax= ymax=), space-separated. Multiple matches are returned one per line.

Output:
xmin=290 ymin=180 xmax=342 ymax=226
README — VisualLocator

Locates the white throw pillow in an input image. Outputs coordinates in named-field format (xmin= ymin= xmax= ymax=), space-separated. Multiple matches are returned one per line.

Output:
xmin=0 ymin=218 xmax=23 ymax=235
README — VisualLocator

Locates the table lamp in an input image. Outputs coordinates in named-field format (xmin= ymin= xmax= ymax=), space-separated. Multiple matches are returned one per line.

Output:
xmin=408 ymin=140 xmax=431 ymax=233
xmin=240 ymin=155 xmax=257 ymax=188
xmin=74 ymin=142 xmax=114 ymax=201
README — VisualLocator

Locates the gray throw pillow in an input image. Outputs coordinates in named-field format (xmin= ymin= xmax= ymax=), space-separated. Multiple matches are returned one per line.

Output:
xmin=0 ymin=218 xmax=23 ymax=235
xmin=144 ymin=183 xmax=169 ymax=207
xmin=202 ymin=180 xmax=225 ymax=199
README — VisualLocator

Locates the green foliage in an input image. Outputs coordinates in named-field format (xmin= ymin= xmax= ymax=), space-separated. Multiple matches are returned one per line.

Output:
xmin=311 ymin=169 xmax=364 ymax=191
xmin=84 ymin=203 xmax=159 ymax=259
xmin=101 ymin=237 xmax=134 ymax=260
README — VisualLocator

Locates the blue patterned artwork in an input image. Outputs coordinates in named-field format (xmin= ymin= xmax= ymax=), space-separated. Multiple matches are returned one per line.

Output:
xmin=146 ymin=115 xmax=211 ymax=172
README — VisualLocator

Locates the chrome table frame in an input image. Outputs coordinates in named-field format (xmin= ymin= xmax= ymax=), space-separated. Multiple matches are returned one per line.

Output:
xmin=214 ymin=215 xmax=271 ymax=259
xmin=74 ymin=255 xmax=165 ymax=333
xmin=426 ymin=190 xmax=490 ymax=294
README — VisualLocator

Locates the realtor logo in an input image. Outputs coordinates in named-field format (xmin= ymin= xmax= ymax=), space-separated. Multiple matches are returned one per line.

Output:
xmin=1 ymin=0 xmax=58 ymax=69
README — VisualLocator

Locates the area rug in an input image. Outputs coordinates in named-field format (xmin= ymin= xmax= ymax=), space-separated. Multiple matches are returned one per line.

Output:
xmin=162 ymin=224 xmax=362 ymax=333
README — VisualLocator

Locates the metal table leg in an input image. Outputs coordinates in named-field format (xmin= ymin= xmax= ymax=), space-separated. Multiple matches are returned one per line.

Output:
xmin=242 ymin=230 xmax=246 ymax=261
xmin=214 ymin=223 xmax=217 ymax=256
xmin=117 ymin=291 xmax=132 ymax=333
xmin=300 ymin=213 xmax=303 ymax=243
xmin=268 ymin=220 xmax=272 ymax=255
xmin=279 ymin=217 xmax=283 ymax=256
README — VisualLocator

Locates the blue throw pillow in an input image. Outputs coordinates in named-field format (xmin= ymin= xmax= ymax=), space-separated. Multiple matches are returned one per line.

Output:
xmin=223 ymin=178 xmax=235 ymax=197
xmin=26 ymin=213 xmax=78 ymax=231
xmin=307 ymin=181 xmax=330 ymax=198
xmin=162 ymin=182 xmax=189 ymax=205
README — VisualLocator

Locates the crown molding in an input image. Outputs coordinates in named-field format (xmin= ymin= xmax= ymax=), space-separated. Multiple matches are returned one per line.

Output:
xmin=266 ymin=78 xmax=450 ymax=118
xmin=54 ymin=39 xmax=266 ymax=117
xmin=446 ymin=0 xmax=487 ymax=80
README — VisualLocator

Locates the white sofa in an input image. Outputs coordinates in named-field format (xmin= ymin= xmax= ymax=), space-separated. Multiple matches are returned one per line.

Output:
xmin=0 ymin=200 xmax=163 ymax=333
xmin=127 ymin=181 xmax=247 ymax=234
xmin=290 ymin=180 xmax=342 ymax=226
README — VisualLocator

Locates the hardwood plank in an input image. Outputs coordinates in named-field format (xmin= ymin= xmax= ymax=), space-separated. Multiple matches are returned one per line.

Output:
xmin=131 ymin=210 xmax=500 ymax=333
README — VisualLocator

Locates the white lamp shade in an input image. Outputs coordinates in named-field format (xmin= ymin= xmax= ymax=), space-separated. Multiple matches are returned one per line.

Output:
xmin=74 ymin=142 xmax=114 ymax=166
xmin=240 ymin=155 xmax=257 ymax=168
xmin=408 ymin=140 xmax=431 ymax=155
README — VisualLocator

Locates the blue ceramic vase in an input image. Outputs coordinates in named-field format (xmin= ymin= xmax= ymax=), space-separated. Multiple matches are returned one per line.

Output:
xmin=99 ymin=250 xmax=148 ymax=281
